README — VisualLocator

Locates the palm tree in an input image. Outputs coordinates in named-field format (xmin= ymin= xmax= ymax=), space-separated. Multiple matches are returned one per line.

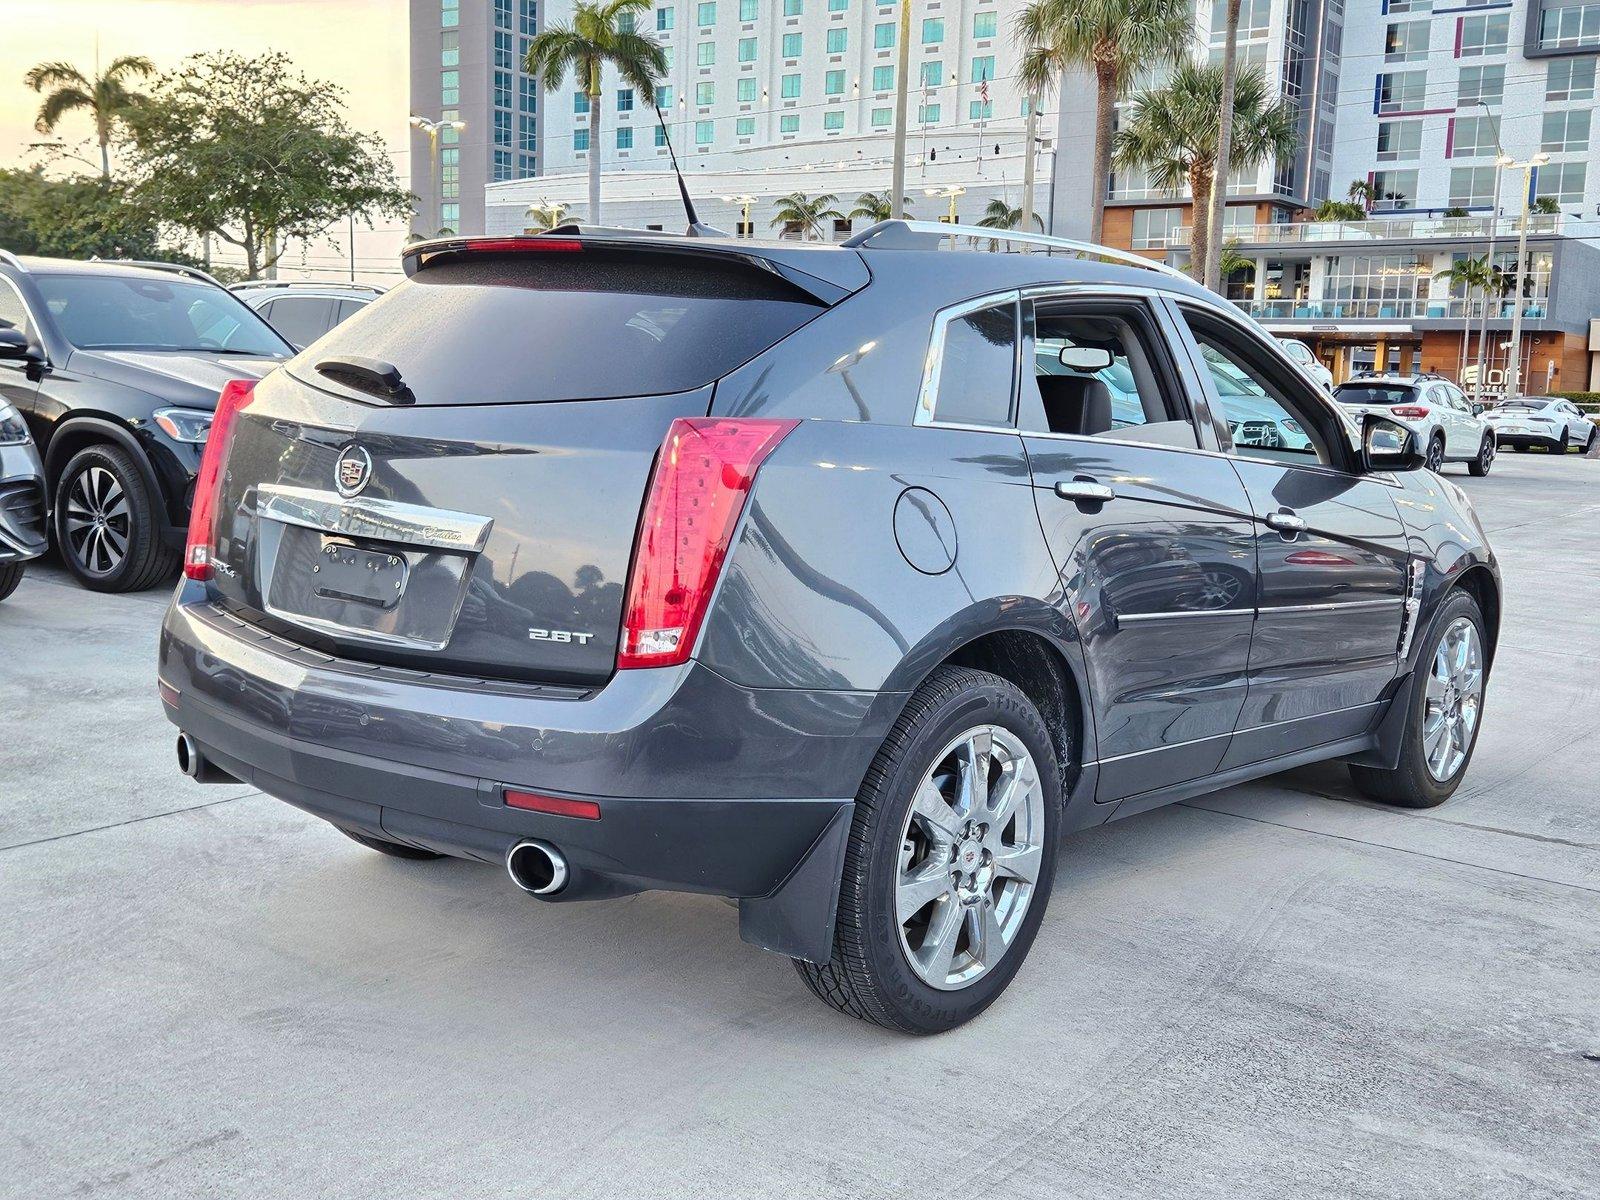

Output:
xmin=1436 ymin=254 xmax=1493 ymax=377
xmin=1315 ymin=198 xmax=1367 ymax=221
xmin=24 ymin=55 xmax=154 ymax=180
xmin=977 ymin=197 xmax=1045 ymax=232
xmin=848 ymin=191 xmax=912 ymax=224
xmin=1531 ymin=196 xmax=1562 ymax=216
xmin=769 ymin=192 xmax=844 ymax=241
xmin=1015 ymin=0 xmax=1193 ymax=244
xmin=1114 ymin=60 xmax=1299 ymax=285
xmin=525 ymin=0 xmax=664 ymax=223
xmin=1203 ymin=0 xmax=1242 ymax=289
xmin=1217 ymin=240 xmax=1255 ymax=296
xmin=524 ymin=200 xmax=577 ymax=232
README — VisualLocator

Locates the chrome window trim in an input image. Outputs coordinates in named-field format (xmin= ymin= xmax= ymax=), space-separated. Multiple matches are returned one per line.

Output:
xmin=914 ymin=289 xmax=1022 ymax=429
xmin=1117 ymin=608 xmax=1254 ymax=623
xmin=1117 ymin=597 xmax=1402 ymax=624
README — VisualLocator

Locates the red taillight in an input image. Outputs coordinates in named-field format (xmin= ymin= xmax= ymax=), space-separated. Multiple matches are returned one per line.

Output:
xmin=183 ymin=379 xmax=256 ymax=581
xmin=467 ymin=237 xmax=583 ymax=253
xmin=1391 ymin=405 xmax=1429 ymax=419
xmin=618 ymin=417 xmax=799 ymax=670
xmin=504 ymin=789 xmax=601 ymax=820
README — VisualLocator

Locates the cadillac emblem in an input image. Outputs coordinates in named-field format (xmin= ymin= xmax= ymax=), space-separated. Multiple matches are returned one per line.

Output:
xmin=335 ymin=444 xmax=373 ymax=499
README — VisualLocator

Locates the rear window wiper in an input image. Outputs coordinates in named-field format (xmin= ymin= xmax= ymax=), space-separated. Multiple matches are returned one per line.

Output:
xmin=314 ymin=355 xmax=416 ymax=405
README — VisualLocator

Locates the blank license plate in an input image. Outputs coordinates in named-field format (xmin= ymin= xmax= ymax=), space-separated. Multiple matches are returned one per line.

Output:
xmin=310 ymin=539 xmax=408 ymax=610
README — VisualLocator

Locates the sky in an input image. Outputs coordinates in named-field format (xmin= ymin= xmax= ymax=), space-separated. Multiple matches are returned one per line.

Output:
xmin=1 ymin=0 xmax=411 ymax=280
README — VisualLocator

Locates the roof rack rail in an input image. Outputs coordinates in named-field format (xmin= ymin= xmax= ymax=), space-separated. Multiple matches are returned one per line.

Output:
xmin=0 ymin=249 xmax=27 ymax=273
xmin=97 ymin=259 xmax=226 ymax=289
xmin=842 ymin=220 xmax=1193 ymax=282
xmin=226 ymin=279 xmax=385 ymax=294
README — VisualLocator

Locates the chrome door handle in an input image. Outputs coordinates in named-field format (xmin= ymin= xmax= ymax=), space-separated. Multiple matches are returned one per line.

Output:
xmin=1265 ymin=511 xmax=1307 ymax=534
xmin=1055 ymin=480 xmax=1116 ymax=503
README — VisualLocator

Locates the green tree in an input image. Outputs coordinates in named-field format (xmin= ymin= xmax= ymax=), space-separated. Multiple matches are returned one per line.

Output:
xmin=524 ymin=200 xmax=577 ymax=231
xmin=976 ymin=197 xmax=1045 ymax=235
xmin=1114 ymin=61 xmax=1299 ymax=283
xmin=1347 ymin=178 xmax=1378 ymax=212
xmin=0 ymin=167 xmax=181 ymax=260
xmin=24 ymin=55 xmax=154 ymax=180
xmin=123 ymin=52 xmax=411 ymax=279
xmin=848 ymin=191 xmax=913 ymax=223
xmin=1015 ymin=0 xmax=1193 ymax=244
xmin=769 ymin=192 xmax=844 ymax=241
xmin=1315 ymin=198 xmax=1367 ymax=221
xmin=1218 ymin=239 xmax=1255 ymax=287
xmin=525 ymin=0 xmax=665 ymax=224
xmin=1436 ymin=254 xmax=1493 ymax=372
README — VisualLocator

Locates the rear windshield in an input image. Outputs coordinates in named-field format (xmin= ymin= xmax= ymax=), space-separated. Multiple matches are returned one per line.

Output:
xmin=1335 ymin=384 xmax=1417 ymax=406
xmin=298 ymin=249 xmax=827 ymax=403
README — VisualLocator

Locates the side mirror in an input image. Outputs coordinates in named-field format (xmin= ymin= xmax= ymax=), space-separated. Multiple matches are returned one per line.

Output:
xmin=1362 ymin=414 xmax=1425 ymax=473
xmin=0 ymin=328 xmax=29 ymax=361
xmin=1059 ymin=345 xmax=1115 ymax=372
xmin=1471 ymin=403 xmax=1485 ymax=416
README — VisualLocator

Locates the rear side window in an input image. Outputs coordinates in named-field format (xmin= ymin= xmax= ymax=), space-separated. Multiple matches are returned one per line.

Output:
xmin=263 ymin=296 xmax=334 ymax=347
xmin=301 ymin=250 xmax=826 ymax=403
xmin=919 ymin=299 xmax=1017 ymax=428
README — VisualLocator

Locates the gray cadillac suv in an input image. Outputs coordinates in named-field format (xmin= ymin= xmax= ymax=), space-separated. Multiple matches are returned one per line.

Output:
xmin=159 ymin=224 xmax=1500 ymax=1032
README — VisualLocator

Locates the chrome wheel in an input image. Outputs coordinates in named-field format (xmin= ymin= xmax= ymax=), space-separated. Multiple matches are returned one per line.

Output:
xmin=1422 ymin=617 xmax=1483 ymax=782
xmin=1478 ymin=439 xmax=1494 ymax=471
xmin=64 ymin=465 xmax=130 ymax=575
xmin=1425 ymin=437 xmax=1445 ymax=473
xmin=896 ymin=724 xmax=1047 ymax=991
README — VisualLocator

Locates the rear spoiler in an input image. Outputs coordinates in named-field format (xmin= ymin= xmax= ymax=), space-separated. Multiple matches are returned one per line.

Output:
xmin=400 ymin=232 xmax=870 ymax=306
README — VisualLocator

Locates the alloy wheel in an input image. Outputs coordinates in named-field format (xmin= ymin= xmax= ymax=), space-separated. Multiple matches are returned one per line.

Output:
xmin=1422 ymin=616 xmax=1483 ymax=782
xmin=63 ymin=465 xmax=131 ymax=576
xmin=1478 ymin=439 xmax=1494 ymax=472
xmin=895 ymin=724 xmax=1047 ymax=991
xmin=1426 ymin=438 xmax=1445 ymax=473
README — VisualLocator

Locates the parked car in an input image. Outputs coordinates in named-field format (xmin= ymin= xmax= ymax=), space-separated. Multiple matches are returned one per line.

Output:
xmin=1275 ymin=336 xmax=1333 ymax=392
xmin=1333 ymin=374 xmax=1495 ymax=475
xmin=1483 ymin=396 xmax=1596 ymax=453
xmin=230 ymin=281 xmax=384 ymax=350
xmin=0 ymin=252 xmax=292 ymax=592
xmin=0 ymin=389 xmax=47 ymax=602
xmin=159 ymin=224 xmax=1500 ymax=1033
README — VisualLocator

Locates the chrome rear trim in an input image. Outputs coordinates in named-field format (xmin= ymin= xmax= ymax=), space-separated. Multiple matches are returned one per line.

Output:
xmin=256 ymin=484 xmax=493 ymax=553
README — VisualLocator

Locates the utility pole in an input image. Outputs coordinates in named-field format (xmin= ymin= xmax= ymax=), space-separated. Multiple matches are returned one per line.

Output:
xmin=890 ymin=0 xmax=912 ymax=219
xmin=1501 ymin=152 xmax=1550 ymax=400
xmin=1019 ymin=91 xmax=1040 ymax=246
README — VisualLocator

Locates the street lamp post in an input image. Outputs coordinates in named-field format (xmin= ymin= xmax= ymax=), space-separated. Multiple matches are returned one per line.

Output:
xmin=925 ymin=185 xmax=966 ymax=224
xmin=409 ymin=115 xmax=466 ymax=236
xmin=890 ymin=0 xmax=912 ymax=219
xmin=1499 ymin=151 xmax=1549 ymax=401
xmin=721 ymin=195 xmax=757 ymax=238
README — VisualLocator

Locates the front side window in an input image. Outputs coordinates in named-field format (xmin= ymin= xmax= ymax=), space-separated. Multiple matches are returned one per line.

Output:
xmin=921 ymin=300 xmax=1017 ymax=428
xmin=1182 ymin=309 xmax=1333 ymax=465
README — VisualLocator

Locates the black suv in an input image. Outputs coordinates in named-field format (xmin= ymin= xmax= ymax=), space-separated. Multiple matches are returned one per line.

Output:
xmin=0 ymin=254 xmax=291 ymax=591
xmin=158 ymin=224 xmax=1499 ymax=1032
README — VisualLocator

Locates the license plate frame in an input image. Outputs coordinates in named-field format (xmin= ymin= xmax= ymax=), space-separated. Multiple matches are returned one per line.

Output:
xmin=309 ymin=538 xmax=409 ymax=610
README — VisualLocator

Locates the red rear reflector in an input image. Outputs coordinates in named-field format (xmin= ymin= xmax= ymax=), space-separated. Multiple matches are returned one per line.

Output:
xmin=618 ymin=417 xmax=799 ymax=670
xmin=504 ymin=790 xmax=601 ymax=820
xmin=157 ymin=680 xmax=180 ymax=708
xmin=183 ymin=379 xmax=257 ymax=581
xmin=467 ymin=237 xmax=582 ymax=253
xmin=1391 ymin=406 xmax=1429 ymax=419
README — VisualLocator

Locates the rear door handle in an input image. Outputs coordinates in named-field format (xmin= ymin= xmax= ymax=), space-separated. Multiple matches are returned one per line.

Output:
xmin=1265 ymin=510 xmax=1307 ymax=535
xmin=1055 ymin=480 xmax=1116 ymax=504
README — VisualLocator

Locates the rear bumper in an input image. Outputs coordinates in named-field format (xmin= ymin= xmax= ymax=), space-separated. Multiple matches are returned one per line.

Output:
xmin=158 ymin=584 xmax=900 ymax=960
xmin=0 ymin=441 xmax=47 ymax=564
xmin=1492 ymin=433 xmax=1561 ymax=448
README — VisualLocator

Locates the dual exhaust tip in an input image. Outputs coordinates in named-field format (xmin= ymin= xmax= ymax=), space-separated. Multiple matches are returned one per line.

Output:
xmin=505 ymin=839 xmax=569 ymax=897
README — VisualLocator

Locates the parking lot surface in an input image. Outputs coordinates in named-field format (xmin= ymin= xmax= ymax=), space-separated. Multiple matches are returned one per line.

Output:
xmin=1 ymin=451 xmax=1596 ymax=1199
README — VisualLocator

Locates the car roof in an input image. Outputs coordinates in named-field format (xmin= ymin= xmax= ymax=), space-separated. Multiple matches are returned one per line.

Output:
xmin=5 ymin=255 xmax=219 ymax=284
xmin=1338 ymin=375 xmax=1428 ymax=387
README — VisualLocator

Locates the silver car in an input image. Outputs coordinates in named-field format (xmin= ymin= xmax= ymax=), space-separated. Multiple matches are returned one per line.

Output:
xmin=230 ymin=282 xmax=385 ymax=351
xmin=1334 ymin=374 xmax=1495 ymax=475
xmin=1276 ymin=337 xmax=1333 ymax=392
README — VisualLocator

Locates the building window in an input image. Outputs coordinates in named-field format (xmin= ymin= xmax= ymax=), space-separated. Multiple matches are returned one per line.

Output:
xmin=1324 ymin=254 xmax=1429 ymax=314
xmin=617 ymin=88 xmax=634 ymax=111
xmin=922 ymin=18 xmax=944 ymax=44
xmin=871 ymin=106 xmax=892 ymax=127
xmin=519 ymin=76 xmax=538 ymax=113
xmin=825 ymin=70 xmax=845 ymax=95
xmin=493 ymin=0 xmax=511 ymax=29
xmin=874 ymin=22 xmax=895 ymax=49
xmin=1376 ymin=71 xmax=1427 ymax=114
xmin=1457 ymin=12 xmax=1509 ymax=57
xmin=914 ymin=102 xmax=937 ymax=123
xmin=827 ymin=27 xmax=848 ymax=53
xmin=739 ymin=36 xmax=757 ymax=61
xmin=971 ymin=56 xmax=994 ymax=84
xmin=616 ymin=126 xmax=634 ymax=149
xmin=1211 ymin=0 xmax=1271 ymax=37
xmin=697 ymin=81 xmax=714 ymax=105
xmin=494 ymin=29 xmax=514 ymax=69
xmin=1449 ymin=114 xmax=1498 ymax=157
xmin=920 ymin=61 xmax=943 ymax=87
xmin=780 ymin=114 xmax=800 ymax=133
xmin=575 ymin=91 xmax=589 ymax=113
xmin=656 ymin=125 xmax=669 ymax=146
xmin=518 ymin=114 xmax=536 ymax=150
xmin=657 ymin=84 xmax=674 ymax=107
xmin=1547 ymin=57 xmax=1596 ymax=102
xmin=784 ymin=0 xmax=802 ymax=14
xmin=1448 ymin=165 xmax=1497 ymax=206
xmin=697 ymin=1 xmax=716 ymax=26
xmin=441 ymin=110 xmax=460 ymax=143
xmin=493 ymin=69 xmax=511 ymax=108
xmin=741 ymin=0 xmax=759 ymax=18
xmin=574 ymin=129 xmax=590 ymax=151
xmin=441 ymin=30 xmax=459 ymax=67
xmin=737 ymin=77 xmax=756 ymax=102
xmin=973 ymin=11 xmax=997 ymax=38
xmin=1377 ymin=119 xmax=1422 ymax=161
xmin=1131 ymin=208 xmax=1182 ymax=249
xmin=696 ymin=119 xmax=714 ymax=145
xmin=658 ymin=6 xmax=674 ymax=31
xmin=1542 ymin=109 xmax=1591 ymax=153
xmin=698 ymin=40 xmax=715 ymax=65
xmin=440 ymin=147 xmax=459 ymax=199
xmin=1535 ymin=160 xmax=1586 ymax=204
xmin=493 ymin=109 xmax=511 ymax=147
xmin=519 ymin=0 xmax=535 ymax=35
xmin=617 ymin=9 xmax=636 ymax=32
xmin=782 ymin=32 xmax=802 ymax=57
xmin=442 ymin=0 xmax=459 ymax=28
xmin=872 ymin=65 xmax=894 ymax=91
xmin=1386 ymin=0 xmax=1430 ymax=11
xmin=1369 ymin=169 xmax=1419 ymax=210
xmin=829 ymin=0 xmax=848 ymax=11
xmin=737 ymin=116 xmax=756 ymax=135
xmin=824 ymin=110 xmax=844 ymax=131
xmin=440 ymin=70 xmax=459 ymax=106
xmin=441 ymin=202 xmax=459 ymax=229
xmin=781 ymin=73 xmax=801 ymax=98
xmin=1385 ymin=21 xmax=1429 ymax=62
xmin=968 ymin=100 xmax=992 ymax=120
xmin=1539 ymin=0 xmax=1600 ymax=49
xmin=1457 ymin=65 xmax=1504 ymax=107
xmin=489 ymin=149 xmax=509 ymax=184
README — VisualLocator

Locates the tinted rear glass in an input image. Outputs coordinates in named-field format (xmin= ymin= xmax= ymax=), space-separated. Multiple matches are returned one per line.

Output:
xmin=1335 ymin=384 xmax=1418 ymax=406
xmin=299 ymin=250 xmax=826 ymax=403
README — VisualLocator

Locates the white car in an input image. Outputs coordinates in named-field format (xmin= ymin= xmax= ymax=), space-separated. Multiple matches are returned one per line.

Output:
xmin=1276 ymin=337 xmax=1333 ymax=392
xmin=1333 ymin=374 xmax=1495 ymax=476
xmin=1483 ymin=396 xmax=1597 ymax=454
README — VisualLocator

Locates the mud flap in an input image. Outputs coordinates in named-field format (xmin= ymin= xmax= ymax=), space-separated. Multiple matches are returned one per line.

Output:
xmin=738 ymin=803 xmax=854 ymax=964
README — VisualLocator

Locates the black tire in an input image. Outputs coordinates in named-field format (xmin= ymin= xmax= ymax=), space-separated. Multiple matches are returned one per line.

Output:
xmin=337 ymin=827 xmax=444 ymax=860
xmin=1424 ymin=434 xmax=1445 ymax=473
xmin=794 ymin=665 xmax=1062 ymax=1034
xmin=1349 ymin=590 xmax=1487 ymax=809
xmin=0 ymin=562 xmax=23 ymax=602
xmin=53 ymin=443 xmax=180 ymax=592
xmin=1586 ymin=426 xmax=1597 ymax=453
xmin=1555 ymin=431 xmax=1569 ymax=454
xmin=1467 ymin=435 xmax=1494 ymax=477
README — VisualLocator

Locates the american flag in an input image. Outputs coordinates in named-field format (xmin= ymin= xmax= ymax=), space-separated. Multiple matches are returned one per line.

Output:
xmin=978 ymin=75 xmax=990 ymax=106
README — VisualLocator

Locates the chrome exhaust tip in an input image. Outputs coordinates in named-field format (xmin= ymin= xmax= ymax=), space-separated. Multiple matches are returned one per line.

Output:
xmin=176 ymin=732 xmax=201 ymax=779
xmin=505 ymin=839 xmax=569 ymax=897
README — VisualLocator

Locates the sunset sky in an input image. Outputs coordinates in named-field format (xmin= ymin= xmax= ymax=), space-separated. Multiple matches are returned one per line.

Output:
xmin=3 ymin=0 xmax=410 ymax=278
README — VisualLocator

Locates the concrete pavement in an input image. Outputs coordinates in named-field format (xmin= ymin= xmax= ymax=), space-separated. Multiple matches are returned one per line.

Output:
xmin=1 ymin=451 xmax=1596 ymax=1198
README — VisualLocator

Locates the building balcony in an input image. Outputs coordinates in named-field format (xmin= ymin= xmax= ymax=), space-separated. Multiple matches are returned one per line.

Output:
xmin=1231 ymin=298 xmax=1551 ymax=323
xmin=1172 ymin=214 xmax=1564 ymax=249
